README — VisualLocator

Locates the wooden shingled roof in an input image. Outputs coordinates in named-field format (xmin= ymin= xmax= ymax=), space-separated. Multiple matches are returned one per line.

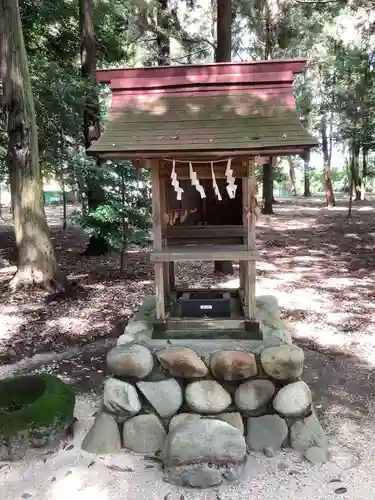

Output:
xmin=87 ymin=59 xmax=318 ymax=160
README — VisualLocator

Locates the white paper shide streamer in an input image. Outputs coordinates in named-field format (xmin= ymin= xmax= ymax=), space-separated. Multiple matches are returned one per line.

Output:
xmin=211 ymin=162 xmax=222 ymax=201
xmin=225 ymin=158 xmax=237 ymax=199
xmin=189 ymin=162 xmax=206 ymax=199
xmin=170 ymin=159 xmax=184 ymax=200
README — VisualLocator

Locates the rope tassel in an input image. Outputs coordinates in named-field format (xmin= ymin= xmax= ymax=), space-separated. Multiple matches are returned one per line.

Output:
xmin=189 ymin=162 xmax=206 ymax=199
xmin=225 ymin=158 xmax=237 ymax=199
xmin=170 ymin=159 xmax=184 ymax=200
xmin=211 ymin=162 xmax=222 ymax=201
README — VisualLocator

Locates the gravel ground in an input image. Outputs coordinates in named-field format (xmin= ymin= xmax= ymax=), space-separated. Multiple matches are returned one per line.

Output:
xmin=0 ymin=393 xmax=373 ymax=500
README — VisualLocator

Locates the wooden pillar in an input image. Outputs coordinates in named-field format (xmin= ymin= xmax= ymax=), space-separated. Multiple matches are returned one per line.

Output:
xmin=160 ymin=176 xmax=175 ymax=294
xmin=160 ymin=178 xmax=170 ymax=299
xmin=168 ymin=262 xmax=175 ymax=291
xmin=150 ymin=160 xmax=165 ymax=320
xmin=242 ymin=158 xmax=256 ymax=319
xmin=239 ymin=261 xmax=246 ymax=298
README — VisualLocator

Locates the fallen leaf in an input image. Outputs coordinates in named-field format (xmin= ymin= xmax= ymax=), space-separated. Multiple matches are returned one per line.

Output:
xmin=334 ymin=487 xmax=348 ymax=494
xmin=105 ymin=464 xmax=134 ymax=473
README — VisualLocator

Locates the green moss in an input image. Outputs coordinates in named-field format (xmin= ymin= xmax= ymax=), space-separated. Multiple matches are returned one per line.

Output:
xmin=0 ymin=374 xmax=75 ymax=439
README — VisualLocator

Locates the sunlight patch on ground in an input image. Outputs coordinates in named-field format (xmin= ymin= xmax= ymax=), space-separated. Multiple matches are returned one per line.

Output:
xmin=218 ymin=277 xmax=239 ymax=289
xmin=257 ymin=260 xmax=278 ymax=271
xmin=323 ymin=276 xmax=358 ymax=289
xmin=0 ymin=264 xmax=16 ymax=274
xmin=293 ymin=255 xmax=326 ymax=263
xmin=45 ymin=317 xmax=93 ymax=336
xmin=0 ymin=311 xmax=24 ymax=340
xmin=344 ymin=233 xmax=361 ymax=240
xmin=325 ymin=311 xmax=353 ymax=323
xmin=50 ymin=474 xmax=109 ymax=500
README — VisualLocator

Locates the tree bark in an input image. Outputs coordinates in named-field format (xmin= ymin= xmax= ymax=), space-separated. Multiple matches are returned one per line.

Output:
xmin=303 ymin=160 xmax=311 ymax=197
xmin=287 ymin=157 xmax=298 ymax=196
xmin=261 ymin=4 xmax=275 ymax=213
xmin=214 ymin=0 xmax=233 ymax=275
xmin=0 ymin=182 xmax=3 ymax=220
xmin=156 ymin=0 xmax=170 ymax=65
xmin=80 ymin=0 xmax=109 ymax=256
xmin=262 ymin=160 xmax=274 ymax=214
xmin=321 ymin=119 xmax=335 ymax=207
xmin=347 ymin=162 xmax=353 ymax=219
xmin=350 ymin=142 xmax=361 ymax=201
xmin=215 ymin=0 xmax=232 ymax=61
xmin=361 ymin=146 xmax=368 ymax=200
xmin=0 ymin=0 xmax=64 ymax=290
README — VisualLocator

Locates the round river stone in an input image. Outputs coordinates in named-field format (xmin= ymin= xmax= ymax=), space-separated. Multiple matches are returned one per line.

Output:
xmin=137 ymin=379 xmax=183 ymax=418
xmin=103 ymin=378 xmax=141 ymax=417
xmin=123 ymin=414 xmax=166 ymax=453
xmin=260 ymin=344 xmax=304 ymax=380
xmin=210 ymin=350 xmax=257 ymax=381
xmin=106 ymin=344 xmax=154 ymax=379
xmin=273 ymin=381 xmax=312 ymax=417
xmin=235 ymin=379 xmax=276 ymax=411
xmin=163 ymin=418 xmax=246 ymax=464
xmin=185 ymin=380 xmax=231 ymax=414
xmin=246 ymin=414 xmax=288 ymax=452
xmin=156 ymin=347 xmax=208 ymax=378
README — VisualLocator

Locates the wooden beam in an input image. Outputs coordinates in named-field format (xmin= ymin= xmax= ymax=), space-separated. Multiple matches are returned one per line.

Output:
xmin=164 ymin=225 xmax=244 ymax=238
xmin=90 ymin=147 xmax=312 ymax=162
xmin=166 ymin=316 xmax=246 ymax=331
xmin=150 ymin=245 xmax=261 ymax=263
xmin=150 ymin=160 xmax=165 ymax=319
xmin=160 ymin=163 xmax=248 ymax=179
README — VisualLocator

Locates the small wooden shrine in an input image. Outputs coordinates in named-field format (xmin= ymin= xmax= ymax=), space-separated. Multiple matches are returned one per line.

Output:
xmin=88 ymin=59 xmax=317 ymax=339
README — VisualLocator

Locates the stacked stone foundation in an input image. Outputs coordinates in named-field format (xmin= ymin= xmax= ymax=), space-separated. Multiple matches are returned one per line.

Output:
xmin=82 ymin=295 xmax=328 ymax=484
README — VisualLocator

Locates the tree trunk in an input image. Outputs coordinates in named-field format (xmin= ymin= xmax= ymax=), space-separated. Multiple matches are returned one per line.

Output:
xmin=321 ymin=120 xmax=335 ymax=207
xmin=0 ymin=0 xmax=64 ymax=290
xmin=262 ymin=160 xmax=274 ymax=214
xmin=80 ymin=0 xmax=109 ymax=256
xmin=156 ymin=0 xmax=170 ymax=65
xmin=287 ymin=157 xmax=298 ymax=196
xmin=214 ymin=0 xmax=233 ymax=275
xmin=261 ymin=5 xmax=275 ymax=213
xmin=215 ymin=0 xmax=232 ymax=61
xmin=62 ymin=182 xmax=67 ymax=230
xmin=361 ymin=146 xmax=368 ymax=200
xmin=303 ymin=160 xmax=311 ymax=197
xmin=71 ymin=185 xmax=78 ymax=205
xmin=0 ymin=182 xmax=4 ymax=220
xmin=350 ymin=143 xmax=361 ymax=201
xmin=347 ymin=163 xmax=353 ymax=219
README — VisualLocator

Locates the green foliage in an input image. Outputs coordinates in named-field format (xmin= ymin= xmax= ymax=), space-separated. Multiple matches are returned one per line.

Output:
xmin=310 ymin=167 xmax=347 ymax=193
xmin=2 ymin=0 xmax=375 ymax=223
xmin=72 ymin=158 xmax=151 ymax=251
xmin=0 ymin=374 xmax=75 ymax=439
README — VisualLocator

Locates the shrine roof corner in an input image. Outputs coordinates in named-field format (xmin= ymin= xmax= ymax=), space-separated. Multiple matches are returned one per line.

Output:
xmin=87 ymin=59 xmax=318 ymax=160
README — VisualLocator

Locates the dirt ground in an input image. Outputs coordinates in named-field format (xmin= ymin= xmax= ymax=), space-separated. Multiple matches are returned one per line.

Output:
xmin=1 ymin=198 xmax=375 ymax=421
xmin=1 ymin=198 xmax=375 ymax=498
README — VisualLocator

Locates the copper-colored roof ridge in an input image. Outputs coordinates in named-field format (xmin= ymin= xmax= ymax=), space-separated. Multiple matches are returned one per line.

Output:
xmin=97 ymin=58 xmax=307 ymax=74
xmin=96 ymin=59 xmax=307 ymax=85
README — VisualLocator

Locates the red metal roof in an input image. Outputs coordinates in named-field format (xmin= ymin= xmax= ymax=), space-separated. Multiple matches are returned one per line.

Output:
xmin=87 ymin=59 xmax=318 ymax=160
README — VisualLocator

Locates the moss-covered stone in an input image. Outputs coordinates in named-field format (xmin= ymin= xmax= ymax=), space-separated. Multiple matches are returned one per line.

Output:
xmin=0 ymin=374 xmax=75 ymax=444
